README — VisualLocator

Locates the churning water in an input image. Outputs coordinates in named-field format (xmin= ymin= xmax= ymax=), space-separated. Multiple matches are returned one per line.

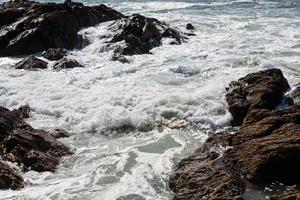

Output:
xmin=0 ymin=0 xmax=300 ymax=199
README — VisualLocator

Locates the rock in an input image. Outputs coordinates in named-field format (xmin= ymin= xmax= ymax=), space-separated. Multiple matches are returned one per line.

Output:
xmin=0 ymin=106 xmax=71 ymax=173
xmin=168 ymin=119 xmax=188 ymax=129
xmin=0 ymin=161 xmax=24 ymax=190
xmin=0 ymin=1 xmax=123 ymax=56
xmin=42 ymin=48 xmax=67 ymax=61
xmin=169 ymin=131 xmax=245 ymax=200
xmin=186 ymin=23 xmax=195 ymax=30
xmin=225 ymin=68 xmax=291 ymax=125
xmin=14 ymin=56 xmax=48 ymax=70
xmin=170 ymin=69 xmax=300 ymax=199
xmin=53 ymin=58 xmax=84 ymax=70
xmin=270 ymin=191 xmax=300 ymax=200
xmin=224 ymin=106 xmax=300 ymax=184
xmin=111 ymin=52 xmax=130 ymax=63
xmin=107 ymin=14 xmax=186 ymax=56
xmin=51 ymin=128 xmax=71 ymax=139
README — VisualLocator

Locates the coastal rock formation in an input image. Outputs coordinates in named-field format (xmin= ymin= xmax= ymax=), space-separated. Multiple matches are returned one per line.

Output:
xmin=53 ymin=58 xmax=84 ymax=70
xmin=0 ymin=106 xmax=71 ymax=188
xmin=225 ymin=106 xmax=300 ymax=184
xmin=0 ymin=161 xmax=24 ymax=190
xmin=225 ymin=69 xmax=291 ymax=125
xmin=42 ymin=48 xmax=67 ymax=61
xmin=170 ymin=69 xmax=300 ymax=199
xmin=14 ymin=56 xmax=48 ymax=70
xmin=169 ymin=131 xmax=245 ymax=200
xmin=0 ymin=0 xmax=123 ymax=56
xmin=107 ymin=14 xmax=186 ymax=60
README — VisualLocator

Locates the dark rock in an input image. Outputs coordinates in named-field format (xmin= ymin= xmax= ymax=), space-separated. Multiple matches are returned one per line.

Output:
xmin=186 ymin=23 xmax=195 ymax=30
xmin=14 ymin=56 xmax=48 ymax=70
xmin=42 ymin=48 xmax=67 ymax=61
xmin=0 ymin=161 xmax=24 ymax=190
xmin=112 ymin=52 xmax=130 ymax=63
xmin=0 ymin=1 xmax=123 ymax=56
xmin=270 ymin=191 xmax=300 ymax=200
xmin=0 ymin=106 xmax=71 ymax=173
xmin=170 ymin=69 xmax=300 ymax=199
xmin=53 ymin=58 xmax=84 ymax=70
xmin=51 ymin=128 xmax=71 ymax=139
xmin=224 ymin=106 xmax=300 ymax=184
xmin=225 ymin=68 xmax=291 ymax=126
xmin=107 ymin=14 xmax=186 ymax=56
xmin=169 ymin=131 xmax=245 ymax=200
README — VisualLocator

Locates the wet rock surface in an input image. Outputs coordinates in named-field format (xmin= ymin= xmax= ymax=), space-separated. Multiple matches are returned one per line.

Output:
xmin=170 ymin=69 xmax=300 ymax=200
xmin=0 ymin=161 xmax=24 ymax=190
xmin=0 ymin=106 xmax=71 ymax=189
xmin=107 ymin=14 xmax=186 ymax=58
xmin=169 ymin=131 xmax=245 ymax=200
xmin=14 ymin=56 xmax=48 ymax=70
xmin=0 ymin=0 xmax=123 ymax=56
xmin=53 ymin=58 xmax=84 ymax=70
xmin=225 ymin=69 xmax=291 ymax=125
xmin=42 ymin=48 xmax=67 ymax=61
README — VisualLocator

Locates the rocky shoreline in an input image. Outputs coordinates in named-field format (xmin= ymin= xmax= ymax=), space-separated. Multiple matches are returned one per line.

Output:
xmin=169 ymin=69 xmax=300 ymax=199
xmin=0 ymin=106 xmax=72 ymax=189
xmin=0 ymin=0 xmax=189 ymax=65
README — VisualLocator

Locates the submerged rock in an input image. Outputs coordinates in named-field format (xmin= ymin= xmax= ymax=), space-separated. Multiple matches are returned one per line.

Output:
xmin=186 ymin=23 xmax=195 ymax=30
xmin=53 ymin=58 xmax=84 ymax=70
xmin=107 ymin=14 xmax=186 ymax=57
xmin=42 ymin=48 xmax=67 ymax=61
xmin=225 ymin=68 xmax=291 ymax=125
xmin=0 ymin=106 xmax=71 ymax=188
xmin=14 ymin=56 xmax=48 ymax=70
xmin=0 ymin=1 xmax=123 ymax=56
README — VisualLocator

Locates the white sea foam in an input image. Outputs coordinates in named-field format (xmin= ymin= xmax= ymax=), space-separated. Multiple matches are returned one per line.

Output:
xmin=0 ymin=0 xmax=300 ymax=199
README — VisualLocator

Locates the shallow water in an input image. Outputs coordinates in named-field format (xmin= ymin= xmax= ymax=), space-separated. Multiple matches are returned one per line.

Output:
xmin=0 ymin=0 xmax=300 ymax=199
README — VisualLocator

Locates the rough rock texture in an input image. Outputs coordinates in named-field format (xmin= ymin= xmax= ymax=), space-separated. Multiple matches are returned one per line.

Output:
xmin=14 ymin=56 xmax=48 ymax=70
xmin=0 ymin=0 xmax=123 ymax=56
xmin=225 ymin=69 xmax=291 ymax=125
xmin=224 ymin=106 xmax=300 ymax=184
xmin=53 ymin=58 xmax=84 ymax=70
xmin=42 ymin=48 xmax=67 ymax=61
xmin=170 ymin=69 xmax=300 ymax=200
xmin=0 ymin=106 xmax=71 ymax=189
xmin=270 ymin=191 xmax=300 ymax=200
xmin=108 ymin=14 xmax=186 ymax=58
xmin=0 ymin=161 xmax=24 ymax=190
xmin=169 ymin=131 xmax=245 ymax=200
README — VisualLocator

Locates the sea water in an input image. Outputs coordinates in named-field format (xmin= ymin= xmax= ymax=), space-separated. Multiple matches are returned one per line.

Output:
xmin=0 ymin=0 xmax=299 ymax=199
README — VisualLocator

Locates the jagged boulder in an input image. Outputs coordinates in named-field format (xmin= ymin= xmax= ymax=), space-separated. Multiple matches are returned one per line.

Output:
xmin=107 ymin=14 xmax=186 ymax=58
xmin=0 ymin=0 xmax=123 ymax=56
xmin=225 ymin=68 xmax=291 ymax=125
xmin=42 ymin=48 xmax=67 ymax=61
xmin=0 ymin=106 xmax=71 ymax=178
xmin=14 ymin=56 xmax=48 ymax=70
xmin=53 ymin=58 xmax=84 ymax=70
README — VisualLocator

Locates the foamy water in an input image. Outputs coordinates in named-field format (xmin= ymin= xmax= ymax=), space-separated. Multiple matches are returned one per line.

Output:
xmin=0 ymin=0 xmax=300 ymax=199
